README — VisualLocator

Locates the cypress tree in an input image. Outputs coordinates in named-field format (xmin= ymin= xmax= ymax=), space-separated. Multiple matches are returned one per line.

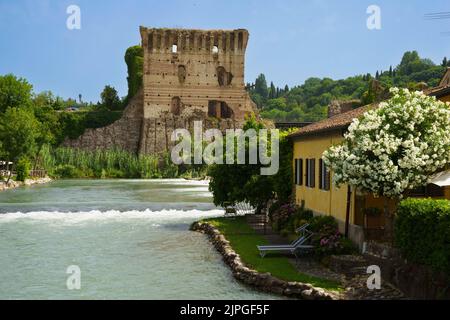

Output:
xmin=254 ymin=74 xmax=269 ymax=99
xmin=269 ymin=82 xmax=276 ymax=99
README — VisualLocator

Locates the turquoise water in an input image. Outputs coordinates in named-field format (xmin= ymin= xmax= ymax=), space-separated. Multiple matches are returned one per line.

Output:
xmin=0 ymin=179 xmax=277 ymax=299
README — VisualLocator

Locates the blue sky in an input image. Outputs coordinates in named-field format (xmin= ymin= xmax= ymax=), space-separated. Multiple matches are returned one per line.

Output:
xmin=0 ymin=0 xmax=449 ymax=102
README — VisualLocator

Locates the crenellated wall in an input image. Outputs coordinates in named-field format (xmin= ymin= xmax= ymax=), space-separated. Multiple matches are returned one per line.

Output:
xmin=63 ymin=27 xmax=257 ymax=155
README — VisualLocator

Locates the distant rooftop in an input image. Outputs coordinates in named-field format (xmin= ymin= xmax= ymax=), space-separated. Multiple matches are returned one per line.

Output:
xmin=288 ymin=104 xmax=378 ymax=139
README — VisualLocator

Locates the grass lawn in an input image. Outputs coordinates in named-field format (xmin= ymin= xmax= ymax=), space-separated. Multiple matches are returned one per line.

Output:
xmin=203 ymin=216 xmax=342 ymax=291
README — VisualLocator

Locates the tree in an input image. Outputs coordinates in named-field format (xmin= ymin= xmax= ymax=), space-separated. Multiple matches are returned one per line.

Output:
xmin=323 ymin=88 xmax=450 ymax=238
xmin=265 ymin=98 xmax=287 ymax=111
xmin=269 ymin=81 xmax=276 ymax=99
xmin=0 ymin=107 xmax=40 ymax=184
xmin=397 ymin=51 xmax=436 ymax=76
xmin=254 ymin=74 xmax=268 ymax=100
xmin=0 ymin=74 xmax=33 ymax=113
xmin=208 ymin=115 xmax=293 ymax=212
xmin=208 ymin=115 xmax=268 ymax=210
xmin=100 ymin=85 xmax=122 ymax=111
xmin=32 ymin=104 xmax=58 ymax=169
xmin=250 ymin=92 xmax=263 ymax=109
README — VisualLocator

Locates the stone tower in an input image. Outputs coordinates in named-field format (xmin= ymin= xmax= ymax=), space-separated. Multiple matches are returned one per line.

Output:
xmin=63 ymin=27 xmax=257 ymax=155
xmin=138 ymin=27 xmax=256 ymax=154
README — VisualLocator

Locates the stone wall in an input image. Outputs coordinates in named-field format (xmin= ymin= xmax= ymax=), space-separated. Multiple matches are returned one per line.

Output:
xmin=190 ymin=221 xmax=336 ymax=300
xmin=327 ymin=99 xmax=361 ymax=118
xmin=63 ymin=89 xmax=144 ymax=153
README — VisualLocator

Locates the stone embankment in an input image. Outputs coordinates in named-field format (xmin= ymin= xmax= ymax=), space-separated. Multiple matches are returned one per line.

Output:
xmin=1 ymin=177 xmax=52 ymax=192
xmin=190 ymin=221 xmax=337 ymax=300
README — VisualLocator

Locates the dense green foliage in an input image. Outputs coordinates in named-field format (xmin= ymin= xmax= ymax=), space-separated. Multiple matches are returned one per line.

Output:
xmin=251 ymin=51 xmax=448 ymax=122
xmin=124 ymin=45 xmax=144 ymax=101
xmin=100 ymin=85 xmax=122 ymax=111
xmin=0 ymin=74 xmax=33 ymax=113
xmin=203 ymin=216 xmax=341 ymax=290
xmin=0 ymin=107 xmax=40 ymax=163
xmin=15 ymin=157 xmax=31 ymax=181
xmin=208 ymin=115 xmax=293 ymax=211
xmin=40 ymin=146 xmax=206 ymax=179
xmin=270 ymin=202 xmax=313 ymax=233
xmin=395 ymin=198 xmax=450 ymax=274
xmin=57 ymin=110 xmax=123 ymax=142
xmin=41 ymin=147 xmax=174 ymax=179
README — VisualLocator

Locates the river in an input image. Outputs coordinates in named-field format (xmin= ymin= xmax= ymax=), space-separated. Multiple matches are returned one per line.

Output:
xmin=0 ymin=179 xmax=277 ymax=299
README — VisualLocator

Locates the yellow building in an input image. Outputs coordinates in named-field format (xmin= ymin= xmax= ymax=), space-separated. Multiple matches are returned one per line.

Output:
xmin=289 ymin=69 xmax=450 ymax=246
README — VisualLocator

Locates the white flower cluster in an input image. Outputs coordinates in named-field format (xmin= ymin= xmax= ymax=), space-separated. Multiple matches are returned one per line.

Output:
xmin=323 ymin=88 xmax=450 ymax=198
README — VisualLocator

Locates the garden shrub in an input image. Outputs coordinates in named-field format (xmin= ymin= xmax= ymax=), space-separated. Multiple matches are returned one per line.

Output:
xmin=16 ymin=157 xmax=31 ymax=182
xmin=271 ymin=203 xmax=297 ymax=231
xmin=309 ymin=215 xmax=337 ymax=233
xmin=310 ymin=216 xmax=356 ymax=257
xmin=268 ymin=200 xmax=282 ymax=219
xmin=395 ymin=198 xmax=450 ymax=274
xmin=271 ymin=202 xmax=315 ymax=232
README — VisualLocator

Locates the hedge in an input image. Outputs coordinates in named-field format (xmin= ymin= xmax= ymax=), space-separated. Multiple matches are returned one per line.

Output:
xmin=395 ymin=198 xmax=450 ymax=274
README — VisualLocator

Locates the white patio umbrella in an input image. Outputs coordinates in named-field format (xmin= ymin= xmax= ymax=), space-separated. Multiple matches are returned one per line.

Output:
xmin=430 ymin=170 xmax=450 ymax=187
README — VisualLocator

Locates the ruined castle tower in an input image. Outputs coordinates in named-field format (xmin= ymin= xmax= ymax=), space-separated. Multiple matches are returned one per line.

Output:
xmin=138 ymin=27 xmax=256 ymax=154
xmin=64 ymin=27 xmax=256 ymax=155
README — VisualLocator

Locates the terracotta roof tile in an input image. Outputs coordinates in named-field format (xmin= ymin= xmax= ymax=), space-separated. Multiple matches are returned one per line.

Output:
xmin=424 ymin=85 xmax=450 ymax=97
xmin=288 ymin=103 xmax=378 ymax=139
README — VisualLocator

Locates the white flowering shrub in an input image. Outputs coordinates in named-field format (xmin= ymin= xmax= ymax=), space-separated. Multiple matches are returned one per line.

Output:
xmin=323 ymin=88 xmax=450 ymax=198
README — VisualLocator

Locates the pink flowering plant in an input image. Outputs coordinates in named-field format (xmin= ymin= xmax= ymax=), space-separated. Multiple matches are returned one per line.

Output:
xmin=310 ymin=216 xmax=355 ymax=256
xmin=313 ymin=225 xmax=345 ymax=256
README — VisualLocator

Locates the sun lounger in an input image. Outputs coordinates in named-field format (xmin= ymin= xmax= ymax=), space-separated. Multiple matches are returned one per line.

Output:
xmin=257 ymin=223 xmax=314 ymax=258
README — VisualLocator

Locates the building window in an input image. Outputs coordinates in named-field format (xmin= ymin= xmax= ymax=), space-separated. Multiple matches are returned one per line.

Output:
xmin=171 ymin=97 xmax=181 ymax=115
xmin=178 ymin=65 xmax=186 ymax=84
xmin=217 ymin=66 xmax=233 ymax=86
xmin=294 ymin=159 xmax=303 ymax=186
xmin=207 ymin=100 xmax=234 ymax=119
xmin=319 ymin=159 xmax=330 ymax=191
xmin=305 ymin=158 xmax=315 ymax=188
xmin=172 ymin=44 xmax=178 ymax=53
